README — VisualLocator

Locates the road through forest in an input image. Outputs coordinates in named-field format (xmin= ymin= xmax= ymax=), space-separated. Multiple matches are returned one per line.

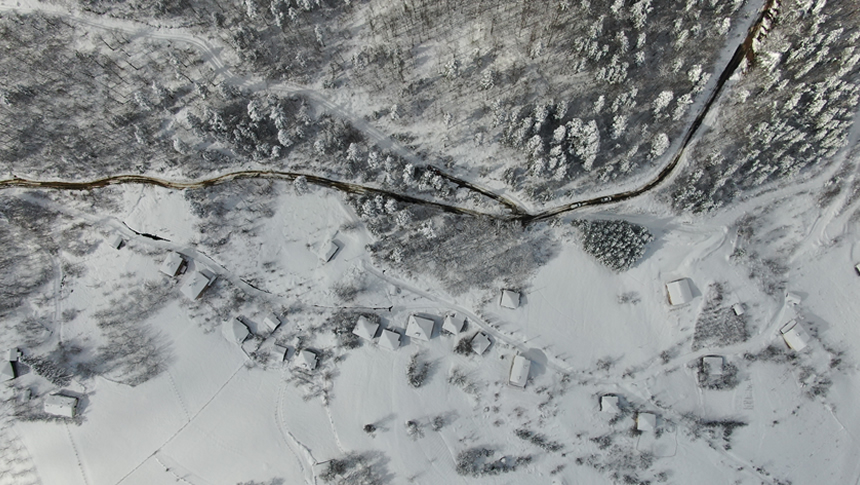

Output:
xmin=0 ymin=0 xmax=777 ymax=224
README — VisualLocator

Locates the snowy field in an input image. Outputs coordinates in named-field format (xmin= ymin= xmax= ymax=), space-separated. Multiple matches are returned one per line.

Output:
xmin=1 ymin=177 xmax=858 ymax=485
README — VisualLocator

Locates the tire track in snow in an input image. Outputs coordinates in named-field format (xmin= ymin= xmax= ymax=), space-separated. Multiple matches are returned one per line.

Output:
xmin=275 ymin=366 xmax=317 ymax=485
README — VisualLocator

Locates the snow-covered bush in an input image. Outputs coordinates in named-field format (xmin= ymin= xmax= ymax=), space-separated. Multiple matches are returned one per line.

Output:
xmin=571 ymin=219 xmax=654 ymax=272
xmin=406 ymin=352 xmax=431 ymax=388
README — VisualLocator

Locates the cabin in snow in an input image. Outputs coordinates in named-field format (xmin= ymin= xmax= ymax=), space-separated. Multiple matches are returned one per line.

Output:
xmin=508 ymin=354 xmax=531 ymax=388
xmin=1 ymin=348 xmax=19 ymax=382
xmin=732 ymin=303 xmax=745 ymax=316
xmin=442 ymin=314 xmax=466 ymax=335
xmin=666 ymin=278 xmax=693 ymax=306
xmin=702 ymin=355 xmax=725 ymax=376
xmin=317 ymin=240 xmax=340 ymax=263
xmin=297 ymin=350 xmax=318 ymax=371
xmin=636 ymin=412 xmax=657 ymax=432
xmin=159 ymin=252 xmax=186 ymax=277
xmin=107 ymin=233 xmax=124 ymax=250
xmin=500 ymin=289 xmax=520 ymax=309
xmin=223 ymin=319 xmax=250 ymax=344
xmin=261 ymin=313 xmax=281 ymax=334
xmin=406 ymin=315 xmax=435 ymax=342
xmin=272 ymin=344 xmax=289 ymax=363
xmin=352 ymin=316 xmax=379 ymax=341
xmin=379 ymin=329 xmax=402 ymax=350
xmin=180 ymin=268 xmax=217 ymax=300
xmin=471 ymin=332 xmax=492 ymax=355
xmin=780 ymin=320 xmax=810 ymax=351
xmin=600 ymin=394 xmax=620 ymax=413
xmin=44 ymin=394 xmax=78 ymax=418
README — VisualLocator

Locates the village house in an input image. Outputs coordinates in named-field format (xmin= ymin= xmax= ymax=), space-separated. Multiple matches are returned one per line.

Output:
xmin=262 ymin=313 xmax=281 ymax=334
xmin=600 ymin=394 xmax=621 ymax=413
xmin=379 ymin=329 xmax=402 ymax=350
xmin=180 ymin=268 xmax=217 ymax=300
xmin=636 ymin=412 xmax=657 ymax=432
xmin=666 ymin=278 xmax=693 ymax=306
xmin=107 ymin=233 xmax=124 ymax=250
xmin=159 ymin=252 xmax=186 ymax=277
xmin=500 ymin=289 xmax=521 ymax=309
xmin=317 ymin=240 xmax=340 ymax=263
xmin=297 ymin=350 xmax=318 ymax=371
xmin=44 ymin=394 xmax=78 ymax=418
xmin=442 ymin=314 xmax=466 ymax=335
xmin=471 ymin=332 xmax=492 ymax=355
xmin=780 ymin=320 xmax=810 ymax=351
xmin=508 ymin=354 xmax=531 ymax=388
xmin=702 ymin=355 xmax=725 ymax=377
xmin=406 ymin=315 xmax=435 ymax=342
xmin=223 ymin=319 xmax=250 ymax=344
xmin=352 ymin=316 xmax=380 ymax=341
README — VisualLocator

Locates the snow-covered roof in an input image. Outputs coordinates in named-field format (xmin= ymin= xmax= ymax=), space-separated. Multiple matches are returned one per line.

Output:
xmin=442 ymin=314 xmax=466 ymax=334
xmin=223 ymin=319 xmax=250 ymax=344
xmin=4 ymin=348 xmax=20 ymax=362
xmin=500 ymin=289 xmax=520 ymax=309
xmin=732 ymin=303 xmax=745 ymax=316
xmin=44 ymin=395 xmax=77 ymax=418
xmin=406 ymin=315 xmax=435 ymax=342
xmin=471 ymin=332 xmax=492 ymax=355
xmin=297 ymin=350 xmax=318 ymax=370
xmin=600 ymin=395 xmax=620 ymax=413
xmin=666 ymin=279 xmax=693 ymax=306
xmin=317 ymin=240 xmax=340 ymax=263
xmin=272 ymin=344 xmax=289 ymax=362
xmin=379 ymin=329 xmax=401 ymax=350
xmin=702 ymin=356 xmax=724 ymax=376
xmin=0 ymin=361 xmax=15 ymax=382
xmin=180 ymin=270 xmax=216 ymax=300
xmin=107 ymin=233 xmax=124 ymax=249
xmin=636 ymin=412 xmax=657 ymax=432
xmin=352 ymin=316 xmax=379 ymax=341
xmin=159 ymin=252 xmax=185 ymax=276
xmin=780 ymin=320 xmax=809 ymax=351
xmin=509 ymin=354 xmax=531 ymax=387
xmin=262 ymin=313 xmax=281 ymax=334
xmin=855 ymin=263 xmax=860 ymax=276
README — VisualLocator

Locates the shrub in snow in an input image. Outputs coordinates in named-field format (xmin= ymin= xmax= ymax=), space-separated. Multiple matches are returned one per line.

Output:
xmin=571 ymin=219 xmax=654 ymax=272
xmin=406 ymin=352 xmax=430 ymax=388
xmin=455 ymin=448 xmax=530 ymax=477
xmin=514 ymin=428 xmax=564 ymax=452
xmin=695 ymin=360 xmax=740 ymax=390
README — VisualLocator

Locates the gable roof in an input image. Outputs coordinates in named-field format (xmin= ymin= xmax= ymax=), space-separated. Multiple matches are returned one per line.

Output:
xmin=297 ymin=350 xmax=318 ymax=370
xmin=318 ymin=240 xmax=340 ymax=263
xmin=637 ymin=412 xmax=657 ymax=431
xmin=159 ymin=252 xmax=185 ymax=276
xmin=500 ymin=290 xmax=520 ymax=309
xmin=471 ymin=332 xmax=492 ymax=355
xmin=262 ymin=313 xmax=281 ymax=333
xmin=379 ymin=329 xmax=401 ymax=350
xmin=405 ymin=315 xmax=435 ymax=342
xmin=666 ymin=279 xmax=693 ymax=305
xmin=0 ymin=361 xmax=15 ymax=382
xmin=780 ymin=320 xmax=809 ymax=351
xmin=107 ymin=233 xmax=124 ymax=249
xmin=509 ymin=355 xmax=531 ymax=387
xmin=442 ymin=314 xmax=466 ymax=334
xmin=223 ymin=319 xmax=250 ymax=343
xmin=272 ymin=344 xmax=289 ymax=362
xmin=352 ymin=316 xmax=379 ymax=341
xmin=44 ymin=395 xmax=77 ymax=418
